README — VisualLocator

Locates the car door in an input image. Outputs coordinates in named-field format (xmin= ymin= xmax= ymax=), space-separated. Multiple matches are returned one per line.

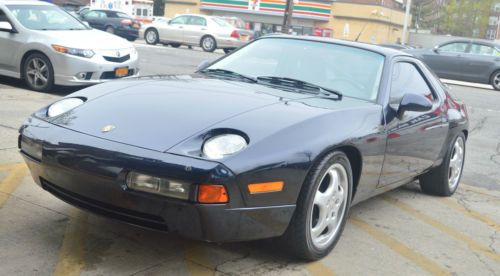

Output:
xmin=460 ymin=43 xmax=499 ymax=84
xmin=379 ymin=59 xmax=448 ymax=187
xmin=423 ymin=41 xmax=470 ymax=79
xmin=183 ymin=16 xmax=207 ymax=45
xmin=81 ymin=10 xmax=107 ymax=30
xmin=0 ymin=8 xmax=22 ymax=74
xmin=160 ymin=15 xmax=187 ymax=42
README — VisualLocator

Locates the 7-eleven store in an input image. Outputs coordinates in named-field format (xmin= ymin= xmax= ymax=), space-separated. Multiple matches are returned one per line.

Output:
xmin=164 ymin=0 xmax=333 ymax=37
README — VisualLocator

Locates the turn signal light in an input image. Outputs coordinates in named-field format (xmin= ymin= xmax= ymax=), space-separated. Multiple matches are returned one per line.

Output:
xmin=198 ymin=184 xmax=228 ymax=204
xmin=248 ymin=181 xmax=284 ymax=194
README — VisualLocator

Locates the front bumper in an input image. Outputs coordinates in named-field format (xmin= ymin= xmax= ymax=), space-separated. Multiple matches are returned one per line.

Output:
xmin=51 ymin=50 xmax=140 ymax=86
xmin=19 ymin=117 xmax=295 ymax=242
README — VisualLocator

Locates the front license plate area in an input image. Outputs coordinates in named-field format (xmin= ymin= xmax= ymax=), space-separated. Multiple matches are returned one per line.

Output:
xmin=115 ymin=67 xmax=129 ymax=77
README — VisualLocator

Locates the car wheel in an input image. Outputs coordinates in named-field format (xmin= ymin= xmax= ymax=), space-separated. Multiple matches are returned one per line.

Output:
xmin=200 ymin=36 xmax=217 ymax=52
xmin=105 ymin=26 xmax=114 ymax=34
xmin=126 ymin=37 xmax=136 ymax=42
xmin=490 ymin=70 xmax=500 ymax=90
xmin=23 ymin=53 xmax=54 ymax=92
xmin=282 ymin=151 xmax=352 ymax=260
xmin=223 ymin=48 xmax=235 ymax=54
xmin=169 ymin=43 xmax=181 ymax=48
xmin=145 ymin=29 xmax=158 ymax=45
xmin=419 ymin=133 xmax=466 ymax=196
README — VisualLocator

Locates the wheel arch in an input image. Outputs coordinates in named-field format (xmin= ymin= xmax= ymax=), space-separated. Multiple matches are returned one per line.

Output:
xmin=20 ymin=50 xmax=50 ymax=79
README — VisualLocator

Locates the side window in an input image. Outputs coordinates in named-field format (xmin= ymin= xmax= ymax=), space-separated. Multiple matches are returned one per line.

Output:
xmin=85 ymin=11 xmax=106 ymax=19
xmin=390 ymin=62 xmax=435 ymax=106
xmin=469 ymin=44 xmax=495 ymax=56
xmin=188 ymin=16 xmax=206 ymax=26
xmin=169 ymin=16 xmax=187 ymax=25
xmin=439 ymin=42 xmax=469 ymax=53
xmin=0 ymin=9 xmax=8 ymax=22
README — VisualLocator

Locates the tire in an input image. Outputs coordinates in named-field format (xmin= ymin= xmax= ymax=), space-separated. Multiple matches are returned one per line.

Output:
xmin=126 ymin=37 xmax=136 ymax=42
xmin=144 ymin=28 xmax=158 ymax=45
xmin=105 ymin=26 xmax=114 ymax=34
xmin=23 ymin=53 xmax=54 ymax=92
xmin=490 ymin=70 xmax=500 ymax=91
xmin=169 ymin=43 xmax=181 ymax=48
xmin=419 ymin=133 xmax=466 ymax=196
xmin=223 ymin=48 xmax=235 ymax=54
xmin=282 ymin=151 xmax=353 ymax=260
xmin=200 ymin=35 xmax=217 ymax=52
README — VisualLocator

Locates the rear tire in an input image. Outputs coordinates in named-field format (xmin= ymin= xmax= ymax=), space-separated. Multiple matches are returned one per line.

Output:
xmin=126 ymin=37 xmax=136 ymax=42
xmin=144 ymin=28 xmax=158 ymax=45
xmin=23 ymin=53 xmax=54 ymax=92
xmin=105 ymin=26 xmax=114 ymax=34
xmin=490 ymin=70 xmax=500 ymax=91
xmin=169 ymin=43 xmax=181 ymax=48
xmin=200 ymin=36 xmax=217 ymax=52
xmin=223 ymin=48 xmax=235 ymax=54
xmin=282 ymin=151 xmax=352 ymax=260
xmin=419 ymin=133 xmax=466 ymax=196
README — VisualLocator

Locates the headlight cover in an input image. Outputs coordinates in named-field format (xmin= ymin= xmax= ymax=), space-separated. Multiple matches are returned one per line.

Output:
xmin=202 ymin=134 xmax=248 ymax=159
xmin=52 ymin=44 xmax=95 ymax=58
xmin=47 ymin=98 xmax=85 ymax=117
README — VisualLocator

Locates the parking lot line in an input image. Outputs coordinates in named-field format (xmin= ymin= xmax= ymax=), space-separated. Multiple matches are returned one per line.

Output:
xmin=461 ymin=184 xmax=500 ymax=199
xmin=351 ymin=217 xmax=449 ymax=275
xmin=0 ymin=162 xmax=25 ymax=171
xmin=439 ymin=197 xmax=500 ymax=232
xmin=305 ymin=261 xmax=335 ymax=276
xmin=0 ymin=163 xmax=27 ymax=208
xmin=382 ymin=195 xmax=500 ymax=262
xmin=54 ymin=209 xmax=88 ymax=276
xmin=183 ymin=241 xmax=214 ymax=276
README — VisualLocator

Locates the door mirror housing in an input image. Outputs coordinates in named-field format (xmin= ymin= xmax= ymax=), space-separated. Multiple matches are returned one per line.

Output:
xmin=0 ymin=21 xmax=15 ymax=33
xmin=197 ymin=60 xmax=212 ymax=71
xmin=397 ymin=93 xmax=433 ymax=118
xmin=433 ymin=46 xmax=440 ymax=53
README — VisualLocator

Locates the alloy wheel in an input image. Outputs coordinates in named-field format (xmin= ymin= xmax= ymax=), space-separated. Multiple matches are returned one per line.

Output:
xmin=146 ymin=30 xmax=157 ymax=44
xmin=310 ymin=163 xmax=349 ymax=249
xmin=448 ymin=136 xmax=465 ymax=190
xmin=26 ymin=58 xmax=49 ymax=89
xmin=202 ymin=37 xmax=215 ymax=51
xmin=493 ymin=72 xmax=500 ymax=90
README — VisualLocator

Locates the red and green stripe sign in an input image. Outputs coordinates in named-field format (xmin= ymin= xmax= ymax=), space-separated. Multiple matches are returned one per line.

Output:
xmin=200 ymin=0 xmax=331 ymax=20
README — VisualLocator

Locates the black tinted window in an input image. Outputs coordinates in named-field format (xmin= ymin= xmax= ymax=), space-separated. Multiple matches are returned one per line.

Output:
xmin=0 ymin=9 xmax=7 ymax=22
xmin=390 ymin=62 xmax=435 ymax=106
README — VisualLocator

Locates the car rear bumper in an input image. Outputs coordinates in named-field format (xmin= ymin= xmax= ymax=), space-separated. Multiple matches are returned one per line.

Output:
xmin=216 ymin=37 xmax=249 ymax=49
xmin=51 ymin=50 xmax=140 ymax=86
xmin=19 ymin=118 xmax=295 ymax=242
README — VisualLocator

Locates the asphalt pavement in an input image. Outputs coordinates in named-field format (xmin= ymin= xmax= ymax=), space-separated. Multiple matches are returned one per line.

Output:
xmin=0 ymin=43 xmax=498 ymax=276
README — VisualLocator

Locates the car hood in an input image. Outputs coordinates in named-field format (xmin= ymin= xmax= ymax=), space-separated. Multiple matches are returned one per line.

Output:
xmin=40 ymin=29 xmax=132 ymax=50
xmin=49 ymin=77 xmax=374 ymax=153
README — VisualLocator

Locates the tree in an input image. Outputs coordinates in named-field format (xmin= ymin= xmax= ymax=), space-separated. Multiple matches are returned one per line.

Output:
xmin=440 ymin=0 xmax=495 ymax=37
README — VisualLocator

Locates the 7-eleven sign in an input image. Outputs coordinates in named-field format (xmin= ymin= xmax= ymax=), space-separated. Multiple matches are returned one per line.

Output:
xmin=248 ymin=0 xmax=260 ymax=11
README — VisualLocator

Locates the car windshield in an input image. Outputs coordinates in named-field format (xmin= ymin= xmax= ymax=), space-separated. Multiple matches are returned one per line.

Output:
xmin=207 ymin=38 xmax=385 ymax=101
xmin=7 ymin=4 xmax=88 ymax=30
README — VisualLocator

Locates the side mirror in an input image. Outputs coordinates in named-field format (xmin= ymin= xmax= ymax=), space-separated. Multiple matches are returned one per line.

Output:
xmin=433 ymin=46 xmax=440 ymax=53
xmin=197 ymin=60 xmax=211 ymax=71
xmin=0 ymin=21 xmax=14 ymax=33
xmin=397 ymin=93 xmax=433 ymax=118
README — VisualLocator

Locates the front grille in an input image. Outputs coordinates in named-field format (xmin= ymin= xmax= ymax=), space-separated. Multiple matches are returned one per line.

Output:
xmin=41 ymin=178 xmax=168 ymax=231
xmin=103 ymin=54 xmax=130 ymax=63
xmin=100 ymin=69 xmax=135 ymax=80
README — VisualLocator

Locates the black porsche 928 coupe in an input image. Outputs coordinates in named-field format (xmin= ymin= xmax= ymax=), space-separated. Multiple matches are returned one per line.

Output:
xmin=19 ymin=35 xmax=468 ymax=260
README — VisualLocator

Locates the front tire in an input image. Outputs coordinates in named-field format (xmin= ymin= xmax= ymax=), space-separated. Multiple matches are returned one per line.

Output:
xmin=419 ymin=133 xmax=466 ymax=196
xmin=144 ymin=28 xmax=158 ymax=45
xmin=490 ymin=70 xmax=500 ymax=91
xmin=169 ymin=43 xmax=181 ymax=48
xmin=23 ymin=53 xmax=54 ymax=92
xmin=282 ymin=151 xmax=352 ymax=260
xmin=200 ymin=35 xmax=217 ymax=52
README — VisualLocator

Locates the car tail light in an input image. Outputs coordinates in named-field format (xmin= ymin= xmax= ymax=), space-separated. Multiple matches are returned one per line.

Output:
xmin=121 ymin=19 xmax=132 ymax=25
xmin=230 ymin=30 xmax=240 ymax=39
xmin=198 ymin=184 xmax=228 ymax=203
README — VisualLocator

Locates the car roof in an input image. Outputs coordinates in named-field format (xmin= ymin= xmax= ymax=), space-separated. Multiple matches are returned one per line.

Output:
xmin=260 ymin=34 xmax=412 ymax=58
xmin=440 ymin=39 xmax=500 ymax=47
xmin=0 ymin=0 xmax=53 ymax=6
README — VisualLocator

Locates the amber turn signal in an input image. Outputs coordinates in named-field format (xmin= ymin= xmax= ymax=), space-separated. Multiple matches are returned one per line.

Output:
xmin=198 ymin=184 xmax=229 ymax=203
xmin=248 ymin=181 xmax=284 ymax=194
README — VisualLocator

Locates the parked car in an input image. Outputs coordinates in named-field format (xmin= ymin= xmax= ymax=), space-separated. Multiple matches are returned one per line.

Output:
xmin=143 ymin=14 xmax=253 ymax=52
xmin=139 ymin=16 xmax=170 ymax=42
xmin=405 ymin=39 xmax=500 ymax=90
xmin=0 ymin=1 xmax=139 ymax=92
xmin=79 ymin=9 xmax=140 ymax=41
xmin=19 ymin=35 xmax=468 ymax=260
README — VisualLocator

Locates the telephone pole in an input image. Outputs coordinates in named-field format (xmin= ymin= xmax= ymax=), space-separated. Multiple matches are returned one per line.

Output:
xmin=282 ymin=0 xmax=295 ymax=34
xmin=402 ymin=0 xmax=412 ymax=45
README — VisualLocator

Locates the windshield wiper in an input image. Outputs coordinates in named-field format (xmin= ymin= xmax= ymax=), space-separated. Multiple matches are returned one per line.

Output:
xmin=256 ymin=76 xmax=342 ymax=99
xmin=200 ymin=69 xmax=257 ymax=83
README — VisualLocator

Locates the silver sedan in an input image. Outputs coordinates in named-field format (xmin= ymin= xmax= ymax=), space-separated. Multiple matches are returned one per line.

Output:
xmin=0 ymin=1 xmax=139 ymax=92
xmin=143 ymin=14 xmax=253 ymax=53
